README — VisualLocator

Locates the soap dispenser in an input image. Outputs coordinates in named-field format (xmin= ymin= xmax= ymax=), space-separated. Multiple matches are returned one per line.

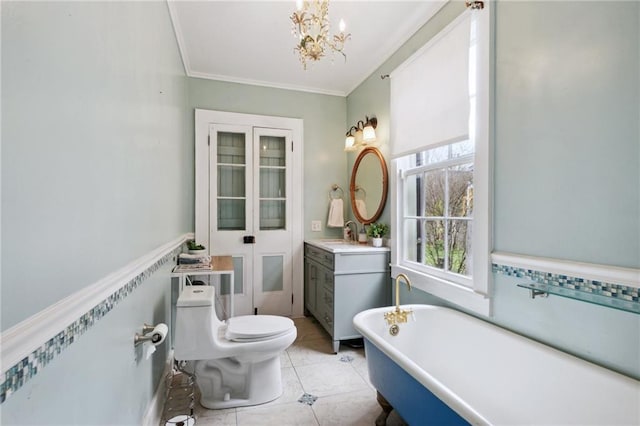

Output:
xmin=358 ymin=226 xmax=368 ymax=244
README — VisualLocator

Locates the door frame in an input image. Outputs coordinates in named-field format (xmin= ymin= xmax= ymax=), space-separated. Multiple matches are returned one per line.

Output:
xmin=194 ymin=109 xmax=304 ymax=317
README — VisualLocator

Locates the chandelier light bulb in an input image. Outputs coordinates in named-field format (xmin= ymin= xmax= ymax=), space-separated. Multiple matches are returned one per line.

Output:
xmin=290 ymin=0 xmax=351 ymax=69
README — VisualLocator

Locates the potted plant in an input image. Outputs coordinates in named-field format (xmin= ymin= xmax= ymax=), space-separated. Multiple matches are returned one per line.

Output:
xmin=187 ymin=240 xmax=207 ymax=255
xmin=366 ymin=223 xmax=389 ymax=247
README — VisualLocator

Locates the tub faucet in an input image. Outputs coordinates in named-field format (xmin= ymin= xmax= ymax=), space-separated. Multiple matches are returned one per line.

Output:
xmin=384 ymin=274 xmax=413 ymax=326
xmin=344 ymin=220 xmax=357 ymax=242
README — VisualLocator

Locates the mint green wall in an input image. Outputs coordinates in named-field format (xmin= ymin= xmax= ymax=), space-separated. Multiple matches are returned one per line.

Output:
xmin=348 ymin=1 xmax=640 ymax=379
xmin=2 ymin=1 xmax=192 ymax=330
xmin=188 ymin=78 xmax=347 ymax=240
xmin=2 ymin=1 xmax=191 ymax=423
xmin=494 ymin=1 xmax=639 ymax=267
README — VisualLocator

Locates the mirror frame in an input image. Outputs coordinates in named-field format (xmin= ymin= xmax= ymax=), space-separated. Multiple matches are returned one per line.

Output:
xmin=350 ymin=147 xmax=388 ymax=225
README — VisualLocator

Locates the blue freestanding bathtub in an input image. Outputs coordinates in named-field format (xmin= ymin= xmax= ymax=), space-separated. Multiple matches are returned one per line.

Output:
xmin=354 ymin=304 xmax=640 ymax=425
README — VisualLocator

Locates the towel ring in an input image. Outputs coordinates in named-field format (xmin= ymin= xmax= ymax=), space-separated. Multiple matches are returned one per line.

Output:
xmin=355 ymin=186 xmax=367 ymax=200
xmin=329 ymin=184 xmax=344 ymax=200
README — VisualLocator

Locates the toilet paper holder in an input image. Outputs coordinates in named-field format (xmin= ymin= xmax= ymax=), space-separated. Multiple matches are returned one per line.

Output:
xmin=134 ymin=323 xmax=168 ymax=346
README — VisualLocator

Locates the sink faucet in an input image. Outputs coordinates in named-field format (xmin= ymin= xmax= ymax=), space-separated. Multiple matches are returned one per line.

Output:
xmin=384 ymin=273 xmax=413 ymax=327
xmin=344 ymin=220 xmax=357 ymax=242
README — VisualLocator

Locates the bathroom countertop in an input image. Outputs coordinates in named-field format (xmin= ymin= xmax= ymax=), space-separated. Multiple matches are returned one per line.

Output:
xmin=305 ymin=239 xmax=390 ymax=253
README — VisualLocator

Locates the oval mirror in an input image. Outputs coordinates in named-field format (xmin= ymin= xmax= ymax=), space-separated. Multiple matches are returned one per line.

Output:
xmin=350 ymin=147 xmax=388 ymax=224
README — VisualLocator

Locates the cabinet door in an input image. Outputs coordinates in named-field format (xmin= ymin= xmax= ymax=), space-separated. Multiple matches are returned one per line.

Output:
xmin=304 ymin=259 xmax=318 ymax=314
xmin=316 ymin=266 xmax=335 ymax=335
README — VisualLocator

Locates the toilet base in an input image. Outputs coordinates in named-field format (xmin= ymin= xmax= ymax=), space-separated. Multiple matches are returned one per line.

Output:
xmin=195 ymin=356 xmax=284 ymax=409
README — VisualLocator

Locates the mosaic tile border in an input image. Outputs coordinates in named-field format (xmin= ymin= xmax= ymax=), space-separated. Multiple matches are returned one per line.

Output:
xmin=493 ymin=263 xmax=640 ymax=303
xmin=0 ymin=245 xmax=183 ymax=404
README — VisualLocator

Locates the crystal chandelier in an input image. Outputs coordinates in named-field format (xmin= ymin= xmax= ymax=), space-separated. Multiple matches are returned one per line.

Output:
xmin=290 ymin=0 xmax=351 ymax=69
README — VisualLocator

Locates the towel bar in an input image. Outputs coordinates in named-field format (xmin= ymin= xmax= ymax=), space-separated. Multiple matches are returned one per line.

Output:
xmin=329 ymin=184 xmax=344 ymax=200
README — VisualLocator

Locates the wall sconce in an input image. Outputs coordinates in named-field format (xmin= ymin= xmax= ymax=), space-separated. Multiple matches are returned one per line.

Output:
xmin=362 ymin=116 xmax=377 ymax=143
xmin=344 ymin=116 xmax=377 ymax=152
xmin=344 ymin=126 xmax=358 ymax=151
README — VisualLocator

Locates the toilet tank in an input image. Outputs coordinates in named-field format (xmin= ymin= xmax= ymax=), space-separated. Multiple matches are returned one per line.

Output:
xmin=174 ymin=286 xmax=220 ymax=360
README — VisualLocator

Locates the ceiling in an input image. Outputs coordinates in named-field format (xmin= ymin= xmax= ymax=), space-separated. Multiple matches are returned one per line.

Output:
xmin=168 ymin=1 xmax=446 ymax=96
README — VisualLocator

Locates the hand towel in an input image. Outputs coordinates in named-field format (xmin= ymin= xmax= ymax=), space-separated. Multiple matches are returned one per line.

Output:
xmin=355 ymin=199 xmax=368 ymax=219
xmin=327 ymin=198 xmax=344 ymax=227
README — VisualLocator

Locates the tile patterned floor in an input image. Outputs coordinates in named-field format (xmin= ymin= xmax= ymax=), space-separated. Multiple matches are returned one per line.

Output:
xmin=162 ymin=316 xmax=383 ymax=426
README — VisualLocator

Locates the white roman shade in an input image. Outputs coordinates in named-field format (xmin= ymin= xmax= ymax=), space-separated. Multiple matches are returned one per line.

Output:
xmin=390 ymin=11 xmax=472 ymax=158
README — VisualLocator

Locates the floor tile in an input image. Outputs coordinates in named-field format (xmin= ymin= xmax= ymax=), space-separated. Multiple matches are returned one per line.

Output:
xmin=312 ymin=389 xmax=382 ymax=426
xmin=295 ymin=361 xmax=369 ymax=397
xmin=351 ymin=358 xmax=373 ymax=389
xmin=193 ymin=407 xmax=237 ymax=425
xmin=281 ymin=351 xmax=293 ymax=368
xmin=287 ymin=337 xmax=336 ymax=367
xmin=236 ymin=400 xmax=319 ymax=426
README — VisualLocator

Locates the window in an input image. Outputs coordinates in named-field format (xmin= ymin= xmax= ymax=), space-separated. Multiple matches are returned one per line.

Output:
xmin=389 ymin=4 xmax=491 ymax=315
xmin=399 ymin=140 xmax=474 ymax=287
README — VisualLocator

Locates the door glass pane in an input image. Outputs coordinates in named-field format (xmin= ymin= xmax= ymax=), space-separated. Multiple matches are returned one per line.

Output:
xmin=218 ymin=132 xmax=246 ymax=165
xmin=260 ymin=200 xmax=285 ymax=230
xmin=259 ymin=135 xmax=286 ymax=230
xmin=260 ymin=168 xmax=285 ymax=198
xmin=218 ymin=199 xmax=245 ymax=230
xmin=220 ymin=256 xmax=244 ymax=295
xmin=217 ymin=131 xmax=246 ymax=230
xmin=259 ymin=136 xmax=285 ymax=166
xmin=262 ymin=255 xmax=283 ymax=292
xmin=218 ymin=165 xmax=245 ymax=198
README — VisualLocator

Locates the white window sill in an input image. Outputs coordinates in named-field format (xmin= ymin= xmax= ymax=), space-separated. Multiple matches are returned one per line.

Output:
xmin=391 ymin=264 xmax=491 ymax=316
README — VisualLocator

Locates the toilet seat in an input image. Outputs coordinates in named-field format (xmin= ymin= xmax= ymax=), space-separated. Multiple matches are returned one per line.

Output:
xmin=225 ymin=315 xmax=294 ymax=342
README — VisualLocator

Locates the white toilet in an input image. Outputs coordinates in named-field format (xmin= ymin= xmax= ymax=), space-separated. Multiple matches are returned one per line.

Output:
xmin=174 ymin=286 xmax=296 ymax=409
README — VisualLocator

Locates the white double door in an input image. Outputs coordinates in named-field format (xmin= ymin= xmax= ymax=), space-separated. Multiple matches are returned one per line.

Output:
xmin=210 ymin=123 xmax=293 ymax=316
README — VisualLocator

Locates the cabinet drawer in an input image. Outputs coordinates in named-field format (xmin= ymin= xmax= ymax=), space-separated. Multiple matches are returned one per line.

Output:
xmin=334 ymin=252 xmax=389 ymax=274
xmin=304 ymin=244 xmax=334 ymax=269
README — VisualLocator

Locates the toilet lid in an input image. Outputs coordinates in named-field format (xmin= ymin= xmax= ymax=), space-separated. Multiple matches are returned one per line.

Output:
xmin=225 ymin=315 xmax=294 ymax=342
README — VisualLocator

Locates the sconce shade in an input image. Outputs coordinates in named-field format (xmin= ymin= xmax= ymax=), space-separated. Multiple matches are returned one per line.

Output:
xmin=354 ymin=128 xmax=363 ymax=145
xmin=345 ymin=135 xmax=356 ymax=151
xmin=362 ymin=116 xmax=377 ymax=143
xmin=363 ymin=124 xmax=376 ymax=142
xmin=344 ymin=125 xmax=358 ymax=151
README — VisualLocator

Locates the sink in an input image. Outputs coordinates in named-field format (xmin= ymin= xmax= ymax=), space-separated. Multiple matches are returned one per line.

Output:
xmin=306 ymin=239 xmax=388 ymax=253
xmin=319 ymin=239 xmax=355 ymax=245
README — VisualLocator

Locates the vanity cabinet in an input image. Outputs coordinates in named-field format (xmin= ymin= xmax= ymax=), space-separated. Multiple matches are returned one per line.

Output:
xmin=304 ymin=241 xmax=390 ymax=353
